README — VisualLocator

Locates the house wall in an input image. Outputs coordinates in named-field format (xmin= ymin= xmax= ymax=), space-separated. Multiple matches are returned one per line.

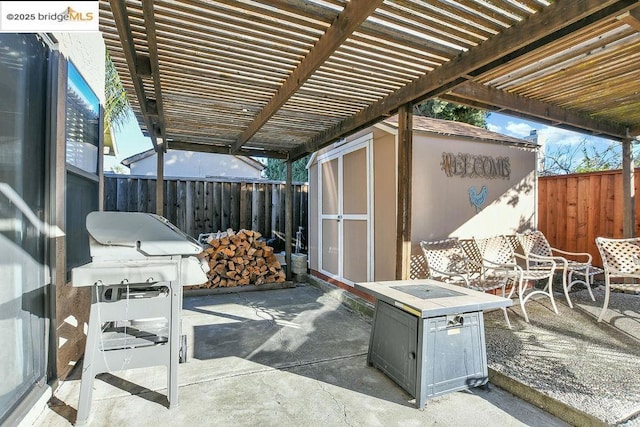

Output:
xmin=55 ymin=33 xmax=106 ymax=104
xmin=410 ymin=134 xmax=537 ymax=277
xmin=52 ymin=32 xmax=106 ymax=380
xmin=129 ymin=150 xmax=263 ymax=179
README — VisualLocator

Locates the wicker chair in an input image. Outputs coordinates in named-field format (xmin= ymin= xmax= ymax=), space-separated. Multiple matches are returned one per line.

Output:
xmin=469 ymin=235 xmax=557 ymax=323
xmin=517 ymin=231 xmax=598 ymax=308
xmin=595 ymin=237 xmax=640 ymax=322
xmin=421 ymin=238 xmax=512 ymax=328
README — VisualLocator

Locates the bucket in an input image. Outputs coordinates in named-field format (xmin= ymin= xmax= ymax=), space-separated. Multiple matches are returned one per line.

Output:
xmin=291 ymin=254 xmax=308 ymax=275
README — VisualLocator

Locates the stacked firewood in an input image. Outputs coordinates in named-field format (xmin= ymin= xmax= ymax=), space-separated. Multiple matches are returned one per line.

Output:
xmin=190 ymin=229 xmax=286 ymax=289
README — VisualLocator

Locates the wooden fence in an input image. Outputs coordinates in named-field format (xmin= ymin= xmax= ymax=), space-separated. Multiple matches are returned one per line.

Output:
xmin=104 ymin=175 xmax=308 ymax=248
xmin=538 ymin=169 xmax=640 ymax=267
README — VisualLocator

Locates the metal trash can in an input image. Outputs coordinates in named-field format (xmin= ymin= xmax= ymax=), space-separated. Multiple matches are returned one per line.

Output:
xmin=291 ymin=253 xmax=307 ymax=274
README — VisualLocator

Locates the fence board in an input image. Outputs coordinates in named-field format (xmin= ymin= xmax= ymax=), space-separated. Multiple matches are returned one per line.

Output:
xmin=212 ymin=181 xmax=221 ymax=232
xmin=148 ymin=179 xmax=156 ymax=214
xmin=229 ymin=182 xmax=240 ymax=230
xmin=239 ymin=181 xmax=247 ymax=230
xmin=176 ymin=181 xmax=187 ymax=233
xmin=166 ymin=180 xmax=176 ymax=224
xmin=104 ymin=175 xmax=308 ymax=250
xmin=264 ymin=184 xmax=272 ymax=238
xmin=116 ymin=178 xmax=128 ymax=211
xmin=105 ymin=177 xmax=117 ymax=210
xmin=587 ymin=175 xmax=600 ymax=261
xmin=539 ymin=170 xmax=640 ymax=267
xmin=202 ymin=182 xmax=212 ymax=234
xmin=272 ymin=184 xmax=280 ymax=237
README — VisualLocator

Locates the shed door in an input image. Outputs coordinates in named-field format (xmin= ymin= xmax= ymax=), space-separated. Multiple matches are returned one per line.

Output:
xmin=318 ymin=137 xmax=372 ymax=285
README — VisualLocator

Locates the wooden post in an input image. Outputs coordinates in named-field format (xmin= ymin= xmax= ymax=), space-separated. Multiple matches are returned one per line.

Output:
xmin=285 ymin=161 xmax=293 ymax=281
xmin=156 ymin=142 xmax=164 ymax=216
xmin=395 ymin=104 xmax=413 ymax=280
xmin=622 ymin=139 xmax=635 ymax=237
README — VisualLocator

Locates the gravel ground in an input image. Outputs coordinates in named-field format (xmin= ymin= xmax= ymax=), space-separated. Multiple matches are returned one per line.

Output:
xmin=484 ymin=284 xmax=640 ymax=426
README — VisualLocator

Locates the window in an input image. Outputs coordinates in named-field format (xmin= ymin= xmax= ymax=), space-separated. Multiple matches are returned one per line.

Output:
xmin=0 ymin=33 xmax=48 ymax=423
xmin=65 ymin=61 xmax=100 ymax=275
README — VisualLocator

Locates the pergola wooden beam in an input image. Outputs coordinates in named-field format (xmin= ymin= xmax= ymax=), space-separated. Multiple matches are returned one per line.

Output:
xmin=231 ymin=0 xmax=384 ymax=153
xmin=291 ymin=0 xmax=638 ymax=160
xmin=141 ymin=0 xmax=168 ymax=147
xmin=443 ymin=81 xmax=631 ymax=141
xmin=109 ymin=0 xmax=159 ymax=151
xmin=169 ymin=140 xmax=289 ymax=160
xmin=617 ymin=5 xmax=640 ymax=32
xmin=395 ymin=104 xmax=412 ymax=280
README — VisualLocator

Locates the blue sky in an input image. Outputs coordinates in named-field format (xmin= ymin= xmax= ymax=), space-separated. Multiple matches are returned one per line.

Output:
xmin=105 ymin=111 xmax=618 ymax=172
xmin=486 ymin=112 xmax=615 ymax=149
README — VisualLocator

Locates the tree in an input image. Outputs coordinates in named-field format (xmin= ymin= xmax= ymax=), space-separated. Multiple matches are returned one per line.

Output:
xmin=263 ymin=155 xmax=310 ymax=182
xmin=540 ymin=138 xmax=625 ymax=176
xmin=105 ymin=50 xmax=132 ymax=131
xmin=413 ymin=99 xmax=488 ymax=128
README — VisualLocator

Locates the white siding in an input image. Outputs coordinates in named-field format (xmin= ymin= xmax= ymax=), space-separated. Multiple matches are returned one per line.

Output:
xmin=129 ymin=151 xmax=263 ymax=179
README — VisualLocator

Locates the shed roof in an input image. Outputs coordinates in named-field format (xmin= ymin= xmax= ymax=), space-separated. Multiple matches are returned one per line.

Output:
xmin=99 ymin=1 xmax=640 ymax=161
xmin=378 ymin=116 xmax=536 ymax=147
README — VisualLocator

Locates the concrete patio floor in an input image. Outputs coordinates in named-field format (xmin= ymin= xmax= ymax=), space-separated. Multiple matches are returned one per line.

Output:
xmin=28 ymin=282 xmax=573 ymax=427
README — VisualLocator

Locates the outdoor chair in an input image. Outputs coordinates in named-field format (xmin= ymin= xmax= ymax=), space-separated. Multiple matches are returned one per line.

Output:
xmin=517 ymin=231 xmax=598 ymax=308
xmin=594 ymin=237 xmax=640 ymax=322
xmin=470 ymin=235 xmax=558 ymax=323
xmin=421 ymin=238 xmax=512 ymax=328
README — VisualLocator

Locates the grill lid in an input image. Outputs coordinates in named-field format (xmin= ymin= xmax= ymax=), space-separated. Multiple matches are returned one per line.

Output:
xmin=86 ymin=211 xmax=202 ymax=256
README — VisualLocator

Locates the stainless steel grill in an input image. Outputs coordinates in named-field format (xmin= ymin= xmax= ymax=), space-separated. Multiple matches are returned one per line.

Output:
xmin=71 ymin=211 xmax=208 ymax=425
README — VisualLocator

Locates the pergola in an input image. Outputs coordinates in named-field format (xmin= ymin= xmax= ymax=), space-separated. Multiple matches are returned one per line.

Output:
xmin=99 ymin=0 xmax=640 ymax=279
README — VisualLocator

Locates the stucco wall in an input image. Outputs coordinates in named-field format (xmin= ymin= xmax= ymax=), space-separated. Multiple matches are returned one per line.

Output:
xmin=130 ymin=151 xmax=263 ymax=179
xmin=410 ymin=134 xmax=537 ymax=276
xmin=54 ymin=33 xmax=105 ymax=103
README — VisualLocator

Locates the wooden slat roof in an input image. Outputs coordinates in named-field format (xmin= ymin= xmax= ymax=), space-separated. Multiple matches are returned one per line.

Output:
xmin=99 ymin=0 xmax=640 ymax=161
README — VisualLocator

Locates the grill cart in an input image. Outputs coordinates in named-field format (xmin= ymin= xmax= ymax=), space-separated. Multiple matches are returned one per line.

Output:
xmin=71 ymin=212 xmax=208 ymax=425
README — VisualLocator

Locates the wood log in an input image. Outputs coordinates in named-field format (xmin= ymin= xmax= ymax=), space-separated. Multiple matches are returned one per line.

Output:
xmin=184 ymin=228 xmax=287 ymax=289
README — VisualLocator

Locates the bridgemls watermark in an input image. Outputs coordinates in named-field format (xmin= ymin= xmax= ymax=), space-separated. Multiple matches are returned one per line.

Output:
xmin=0 ymin=1 xmax=99 ymax=32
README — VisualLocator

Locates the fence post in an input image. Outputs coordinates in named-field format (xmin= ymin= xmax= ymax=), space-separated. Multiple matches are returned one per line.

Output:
xmin=623 ymin=139 xmax=635 ymax=237
xmin=156 ymin=147 xmax=164 ymax=216
xmin=285 ymin=161 xmax=293 ymax=281
xmin=396 ymin=104 xmax=413 ymax=280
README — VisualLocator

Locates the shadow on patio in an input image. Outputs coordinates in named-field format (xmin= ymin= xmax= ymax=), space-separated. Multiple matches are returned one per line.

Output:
xmin=484 ymin=284 xmax=640 ymax=426
xmin=35 ymin=283 xmax=569 ymax=427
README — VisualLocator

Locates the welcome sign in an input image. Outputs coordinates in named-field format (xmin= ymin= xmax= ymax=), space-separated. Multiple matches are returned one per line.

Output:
xmin=441 ymin=152 xmax=510 ymax=180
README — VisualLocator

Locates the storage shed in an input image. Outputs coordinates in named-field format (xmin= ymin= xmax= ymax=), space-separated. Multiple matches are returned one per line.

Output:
xmin=307 ymin=115 xmax=538 ymax=289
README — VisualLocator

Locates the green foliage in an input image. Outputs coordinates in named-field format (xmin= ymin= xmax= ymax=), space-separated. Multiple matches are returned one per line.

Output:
xmin=263 ymin=155 xmax=311 ymax=182
xmin=104 ymin=51 xmax=132 ymax=131
xmin=413 ymin=99 xmax=488 ymax=128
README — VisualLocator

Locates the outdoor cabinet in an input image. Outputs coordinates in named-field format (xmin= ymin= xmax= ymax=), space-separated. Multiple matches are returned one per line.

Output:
xmin=368 ymin=300 xmax=488 ymax=404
